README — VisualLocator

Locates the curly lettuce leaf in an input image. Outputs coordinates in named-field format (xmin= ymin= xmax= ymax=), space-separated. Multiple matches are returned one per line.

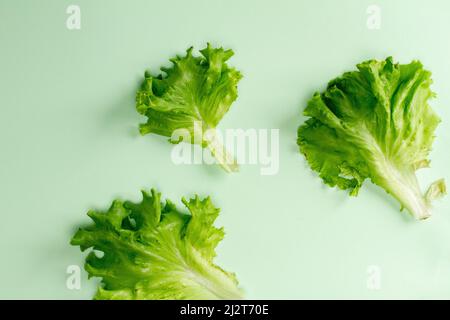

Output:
xmin=71 ymin=189 xmax=242 ymax=300
xmin=136 ymin=44 xmax=242 ymax=172
xmin=298 ymin=57 xmax=446 ymax=219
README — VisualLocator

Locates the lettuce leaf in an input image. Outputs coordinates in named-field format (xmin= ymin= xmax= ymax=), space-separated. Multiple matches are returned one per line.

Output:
xmin=71 ymin=189 xmax=243 ymax=300
xmin=297 ymin=57 xmax=446 ymax=219
xmin=136 ymin=44 xmax=242 ymax=172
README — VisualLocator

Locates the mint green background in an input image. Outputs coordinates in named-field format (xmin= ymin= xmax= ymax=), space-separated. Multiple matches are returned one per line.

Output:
xmin=1 ymin=0 xmax=449 ymax=299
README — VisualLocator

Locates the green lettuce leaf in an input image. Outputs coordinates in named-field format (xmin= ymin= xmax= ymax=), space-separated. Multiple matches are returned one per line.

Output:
xmin=297 ymin=57 xmax=446 ymax=219
xmin=71 ymin=189 xmax=243 ymax=300
xmin=136 ymin=44 xmax=242 ymax=172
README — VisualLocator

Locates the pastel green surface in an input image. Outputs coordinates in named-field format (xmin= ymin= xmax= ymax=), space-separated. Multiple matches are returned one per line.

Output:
xmin=0 ymin=0 xmax=449 ymax=299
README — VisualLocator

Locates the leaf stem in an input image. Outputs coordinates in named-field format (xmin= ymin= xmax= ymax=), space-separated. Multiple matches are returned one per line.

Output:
xmin=373 ymin=160 xmax=431 ymax=219
xmin=204 ymin=129 xmax=239 ymax=173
